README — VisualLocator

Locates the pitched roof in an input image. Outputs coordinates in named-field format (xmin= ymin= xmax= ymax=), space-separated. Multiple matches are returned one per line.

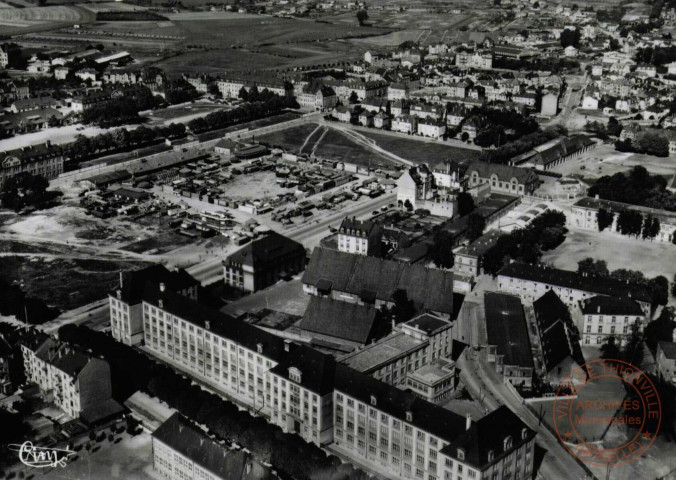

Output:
xmin=339 ymin=217 xmax=377 ymax=236
xmin=302 ymin=249 xmax=455 ymax=315
xmin=440 ymin=406 xmax=535 ymax=469
xmin=533 ymin=290 xmax=571 ymax=332
xmin=659 ymin=341 xmax=676 ymax=360
xmin=498 ymin=262 xmax=652 ymax=304
xmin=334 ymin=363 xmax=467 ymax=441
xmin=466 ymin=160 xmax=538 ymax=184
xmin=484 ymin=292 xmax=533 ymax=369
xmin=143 ymin=284 xmax=289 ymax=363
xmin=113 ymin=264 xmax=199 ymax=305
xmin=225 ymin=232 xmax=305 ymax=269
xmin=581 ymin=295 xmax=644 ymax=316
xmin=299 ymin=296 xmax=377 ymax=344
xmin=270 ymin=344 xmax=337 ymax=395
xmin=152 ymin=413 xmax=262 ymax=480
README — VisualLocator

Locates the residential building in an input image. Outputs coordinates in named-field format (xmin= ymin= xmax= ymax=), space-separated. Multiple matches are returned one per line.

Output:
xmin=0 ymin=335 xmax=15 ymax=395
xmin=464 ymin=160 xmax=539 ymax=196
xmin=455 ymin=51 xmax=493 ymax=70
xmin=570 ymin=196 xmax=676 ymax=244
xmin=454 ymin=230 xmax=502 ymax=278
xmin=223 ymin=232 xmax=306 ymax=292
xmin=0 ymin=142 xmax=64 ymax=190
xmin=656 ymin=342 xmax=676 ymax=385
xmin=109 ymin=265 xmax=199 ymax=346
xmin=332 ymin=105 xmax=351 ymax=123
xmin=388 ymin=83 xmax=409 ymax=101
xmin=392 ymin=114 xmax=418 ymax=134
xmin=580 ymin=296 xmax=645 ymax=346
xmin=70 ymin=90 xmax=112 ymax=112
xmin=0 ymin=44 xmax=21 ymax=68
xmin=298 ymin=85 xmax=337 ymax=111
xmin=374 ymin=111 xmax=391 ymax=129
xmin=21 ymin=335 xmax=115 ymax=418
xmin=338 ymin=217 xmax=382 ymax=256
xmin=397 ymin=165 xmax=456 ymax=217
xmin=484 ymin=293 xmax=534 ymax=387
xmin=417 ymin=119 xmax=446 ymax=139
xmin=533 ymin=291 xmax=585 ymax=386
xmin=152 ymin=413 xmax=271 ymax=480
xmin=302 ymin=248 xmax=456 ymax=319
xmin=497 ymin=262 xmax=652 ymax=315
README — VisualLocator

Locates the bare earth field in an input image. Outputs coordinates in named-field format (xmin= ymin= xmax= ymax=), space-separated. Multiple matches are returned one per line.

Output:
xmin=256 ymin=123 xmax=323 ymax=151
xmin=313 ymin=129 xmax=398 ymax=169
xmin=359 ymin=130 xmax=481 ymax=166
xmin=223 ymin=171 xmax=292 ymax=202
xmin=541 ymin=228 xmax=676 ymax=287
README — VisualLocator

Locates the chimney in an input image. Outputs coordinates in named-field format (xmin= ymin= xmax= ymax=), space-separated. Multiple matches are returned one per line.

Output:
xmin=205 ymin=320 xmax=210 ymax=330
xmin=284 ymin=339 xmax=291 ymax=352
xmin=159 ymin=282 xmax=166 ymax=292
xmin=158 ymin=299 xmax=163 ymax=308
xmin=466 ymin=414 xmax=472 ymax=430
xmin=597 ymin=305 xmax=600 ymax=313
xmin=119 ymin=271 xmax=123 ymax=288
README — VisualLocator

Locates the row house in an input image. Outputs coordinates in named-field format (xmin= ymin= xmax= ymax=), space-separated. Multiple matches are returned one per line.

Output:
xmin=392 ymin=114 xmax=418 ymax=134
xmin=417 ymin=118 xmax=446 ymax=139
xmin=362 ymin=97 xmax=389 ymax=113
xmin=0 ymin=141 xmax=63 ymax=190
xmin=21 ymin=334 xmax=114 ymax=418
xmin=409 ymin=103 xmax=444 ymax=121
xmin=446 ymin=81 xmax=469 ymax=99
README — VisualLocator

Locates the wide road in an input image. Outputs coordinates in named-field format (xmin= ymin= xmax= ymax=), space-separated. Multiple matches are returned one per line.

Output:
xmin=186 ymin=192 xmax=395 ymax=285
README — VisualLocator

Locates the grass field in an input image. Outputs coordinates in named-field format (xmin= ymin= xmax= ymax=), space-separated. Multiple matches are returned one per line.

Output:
xmin=360 ymin=131 xmax=481 ymax=166
xmin=256 ymin=123 xmax=322 ymax=151
xmin=313 ymin=129 xmax=397 ymax=168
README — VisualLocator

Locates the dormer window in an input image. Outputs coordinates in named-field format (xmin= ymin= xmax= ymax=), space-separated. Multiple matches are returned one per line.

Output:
xmin=257 ymin=343 xmax=263 ymax=354
xmin=406 ymin=411 xmax=413 ymax=422
xmin=503 ymin=435 xmax=512 ymax=451
xmin=521 ymin=428 xmax=529 ymax=440
xmin=370 ymin=395 xmax=377 ymax=406
xmin=116 ymin=290 xmax=121 ymax=299
xmin=289 ymin=367 xmax=301 ymax=383
xmin=457 ymin=448 xmax=465 ymax=460
xmin=487 ymin=450 xmax=494 ymax=462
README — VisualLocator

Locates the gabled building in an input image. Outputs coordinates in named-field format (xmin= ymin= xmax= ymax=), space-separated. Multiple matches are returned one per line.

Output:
xmin=298 ymin=296 xmax=378 ymax=348
xmin=464 ymin=160 xmax=539 ymax=196
xmin=533 ymin=290 xmax=585 ymax=386
xmin=656 ymin=341 xmax=676 ymax=385
xmin=484 ymin=293 xmax=534 ymax=387
xmin=0 ymin=142 xmax=64 ymax=190
xmin=454 ymin=230 xmax=502 ymax=278
xmin=223 ymin=232 xmax=306 ymax=292
xmin=21 ymin=334 xmax=116 ymax=419
xmin=338 ymin=217 xmax=383 ymax=256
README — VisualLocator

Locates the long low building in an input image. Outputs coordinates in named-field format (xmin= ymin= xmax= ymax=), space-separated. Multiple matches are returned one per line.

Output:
xmin=1 ymin=141 xmax=64 ymax=190
xmin=302 ymin=248 xmax=455 ymax=319
xmin=484 ymin=293 xmax=534 ymax=387
xmin=570 ymin=196 xmax=676 ymax=244
xmin=129 ymin=276 xmax=535 ymax=480
xmin=497 ymin=261 xmax=652 ymax=315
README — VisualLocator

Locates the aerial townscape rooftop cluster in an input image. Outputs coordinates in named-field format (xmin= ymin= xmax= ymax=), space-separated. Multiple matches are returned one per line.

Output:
xmin=0 ymin=0 xmax=676 ymax=479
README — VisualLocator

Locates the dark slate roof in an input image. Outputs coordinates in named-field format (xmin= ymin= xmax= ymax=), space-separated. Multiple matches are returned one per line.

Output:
xmin=225 ymin=232 xmax=305 ymax=269
xmin=466 ymin=160 xmax=538 ymax=184
xmin=334 ymin=363 xmax=467 ymax=442
xmin=484 ymin=293 xmax=533 ymax=369
xmin=28 ymin=337 xmax=99 ymax=378
xmin=143 ymin=284 xmax=290 ymax=363
xmin=456 ymin=230 xmax=503 ymax=258
xmin=581 ymin=295 xmax=644 ymax=316
xmin=497 ymin=262 xmax=652 ymax=304
xmin=303 ymin=249 xmax=454 ymax=315
xmin=152 ymin=413 xmax=255 ymax=480
xmin=403 ymin=314 xmax=451 ymax=335
xmin=440 ymin=406 xmax=535 ymax=469
xmin=339 ymin=217 xmax=377 ymax=236
xmin=659 ymin=341 xmax=676 ymax=360
xmin=539 ymin=320 xmax=577 ymax=373
xmin=299 ymin=296 xmax=377 ymax=344
xmin=113 ymin=265 xmax=199 ymax=305
xmin=269 ymin=344 xmax=336 ymax=395
xmin=533 ymin=290 xmax=571 ymax=332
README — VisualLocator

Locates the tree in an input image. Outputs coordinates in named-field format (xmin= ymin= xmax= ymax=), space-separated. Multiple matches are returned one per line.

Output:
xmin=238 ymin=86 xmax=248 ymax=101
xmin=431 ymin=230 xmax=454 ymax=269
xmin=645 ymin=307 xmax=676 ymax=351
xmin=356 ymin=9 xmax=368 ymax=26
xmin=647 ymin=276 xmax=669 ymax=306
xmin=601 ymin=336 xmax=621 ymax=360
xmin=637 ymin=132 xmax=669 ymax=157
xmin=673 ymin=273 xmax=676 ymax=298
xmin=560 ymin=28 xmax=580 ymax=48
xmin=577 ymin=258 xmax=609 ymax=277
xmin=461 ymin=132 xmax=470 ymax=142
xmin=349 ymin=91 xmax=359 ymax=104
xmin=1 ymin=172 xmax=60 ymax=212
xmin=642 ymin=214 xmax=660 ymax=240
xmin=457 ymin=192 xmax=475 ymax=217
xmin=467 ymin=213 xmax=486 ymax=242
xmin=597 ymin=208 xmax=614 ymax=232
xmin=610 ymin=269 xmax=645 ymax=285
xmin=404 ymin=199 xmax=413 ymax=211
xmin=390 ymin=289 xmax=416 ymax=325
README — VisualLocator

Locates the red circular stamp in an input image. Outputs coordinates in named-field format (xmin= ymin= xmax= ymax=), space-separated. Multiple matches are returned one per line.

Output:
xmin=552 ymin=358 xmax=661 ymax=468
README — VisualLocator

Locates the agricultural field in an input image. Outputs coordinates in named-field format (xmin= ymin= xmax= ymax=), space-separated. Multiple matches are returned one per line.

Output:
xmin=0 ymin=4 xmax=95 ymax=35
xmin=359 ymin=131 xmax=481 ymax=166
